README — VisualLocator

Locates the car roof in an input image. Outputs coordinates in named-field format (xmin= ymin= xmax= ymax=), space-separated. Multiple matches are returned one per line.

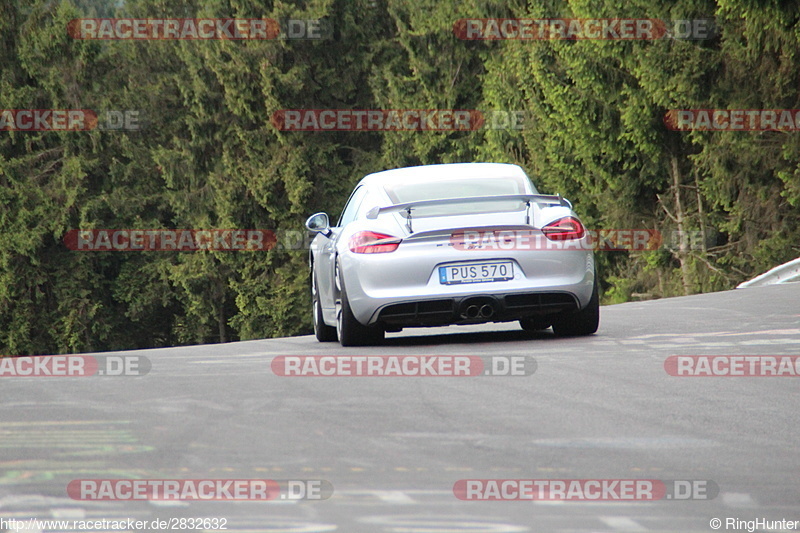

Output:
xmin=358 ymin=162 xmax=529 ymax=188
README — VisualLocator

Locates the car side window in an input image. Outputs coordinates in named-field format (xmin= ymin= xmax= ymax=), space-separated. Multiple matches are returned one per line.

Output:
xmin=337 ymin=186 xmax=368 ymax=227
xmin=355 ymin=189 xmax=382 ymax=220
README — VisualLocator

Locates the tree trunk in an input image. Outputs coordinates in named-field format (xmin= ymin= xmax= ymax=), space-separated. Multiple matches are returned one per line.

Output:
xmin=217 ymin=295 xmax=227 ymax=343
xmin=671 ymin=154 xmax=693 ymax=296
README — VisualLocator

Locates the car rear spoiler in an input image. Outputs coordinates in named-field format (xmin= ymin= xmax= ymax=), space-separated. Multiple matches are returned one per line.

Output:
xmin=365 ymin=194 xmax=571 ymax=232
xmin=365 ymin=194 xmax=570 ymax=220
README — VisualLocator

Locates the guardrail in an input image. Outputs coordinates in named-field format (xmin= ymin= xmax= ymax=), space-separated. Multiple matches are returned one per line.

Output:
xmin=737 ymin=257 xmax=800 ymax=288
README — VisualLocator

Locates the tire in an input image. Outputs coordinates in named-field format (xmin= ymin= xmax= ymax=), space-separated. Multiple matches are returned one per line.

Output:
xmin=551 ymin=280 xmax=600 ymax=337
xmin=335 ymin=267 xmax=384 ymax=347
xmin=519 ymin=316 xmax=552 ymax=331
xmin=312 ymin=272 xmax=337 ymax=342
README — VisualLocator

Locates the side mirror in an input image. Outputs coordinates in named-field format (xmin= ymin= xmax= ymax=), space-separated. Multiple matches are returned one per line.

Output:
xmin=305 ymin=212 xmax=332 ymax=237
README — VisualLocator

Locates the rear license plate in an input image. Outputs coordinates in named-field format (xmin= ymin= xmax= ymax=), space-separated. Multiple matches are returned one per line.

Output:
xmin=439 ymin=261 xmax=514 ymax=285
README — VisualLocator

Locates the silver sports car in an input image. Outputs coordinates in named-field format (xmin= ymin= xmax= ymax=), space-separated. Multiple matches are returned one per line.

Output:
xmin=306 ymin=162 xmax=598 ymax=346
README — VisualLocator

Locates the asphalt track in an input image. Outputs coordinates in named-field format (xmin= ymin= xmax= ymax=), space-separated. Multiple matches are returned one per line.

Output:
xmin=2 ymin=283 xmax=799 ymax=532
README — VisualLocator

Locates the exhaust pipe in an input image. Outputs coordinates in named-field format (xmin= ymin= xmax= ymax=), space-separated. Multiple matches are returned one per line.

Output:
xmin=460 ymin=298 xmax=498 ymax=320
xmin=464 ymin=305 xmax=480 ymax=319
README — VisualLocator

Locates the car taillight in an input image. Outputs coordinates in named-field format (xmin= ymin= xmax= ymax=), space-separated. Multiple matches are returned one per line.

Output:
xmin=348 ymin=231 xmax=402 ymax=253
xmin=542 ymin=216 xmax=585 ymax=240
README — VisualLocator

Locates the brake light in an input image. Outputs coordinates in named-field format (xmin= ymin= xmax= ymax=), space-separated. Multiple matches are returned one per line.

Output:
xmin=542 ymin=216 xmax=585 ymax=240
xmin=348 ymin=231 xmax=402 ymax=253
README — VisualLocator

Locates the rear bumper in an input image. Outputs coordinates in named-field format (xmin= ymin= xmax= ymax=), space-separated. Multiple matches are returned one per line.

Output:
xmin=374 ymin=291 xmax=580 ymax=327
